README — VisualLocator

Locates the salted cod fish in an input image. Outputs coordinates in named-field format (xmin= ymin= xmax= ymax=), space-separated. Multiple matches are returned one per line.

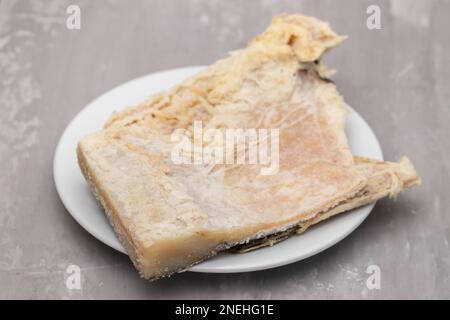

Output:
xmin=77 ymin=14 xmax=420 ymax=280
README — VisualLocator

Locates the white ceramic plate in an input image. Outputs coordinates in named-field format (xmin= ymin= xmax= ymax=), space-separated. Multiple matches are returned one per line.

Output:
xmin=54 ymin=66 xmax=383 ymax=273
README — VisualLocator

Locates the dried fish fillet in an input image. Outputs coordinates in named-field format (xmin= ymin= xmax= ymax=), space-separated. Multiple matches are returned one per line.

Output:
xmin=77 ymin=14 xmax=420 ymax=280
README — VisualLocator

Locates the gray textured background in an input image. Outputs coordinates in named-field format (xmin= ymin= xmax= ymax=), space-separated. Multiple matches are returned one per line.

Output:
xmin=0 ymin=0 xmax=449 ymax=299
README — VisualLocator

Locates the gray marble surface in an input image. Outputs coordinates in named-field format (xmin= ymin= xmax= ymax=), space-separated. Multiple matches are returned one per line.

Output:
xmin=0 ymin=0 xmax=449 ymax=299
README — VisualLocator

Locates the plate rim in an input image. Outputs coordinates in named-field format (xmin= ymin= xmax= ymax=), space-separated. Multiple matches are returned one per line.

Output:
xmin=53 ymin=66 xmax=383 ymax=274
